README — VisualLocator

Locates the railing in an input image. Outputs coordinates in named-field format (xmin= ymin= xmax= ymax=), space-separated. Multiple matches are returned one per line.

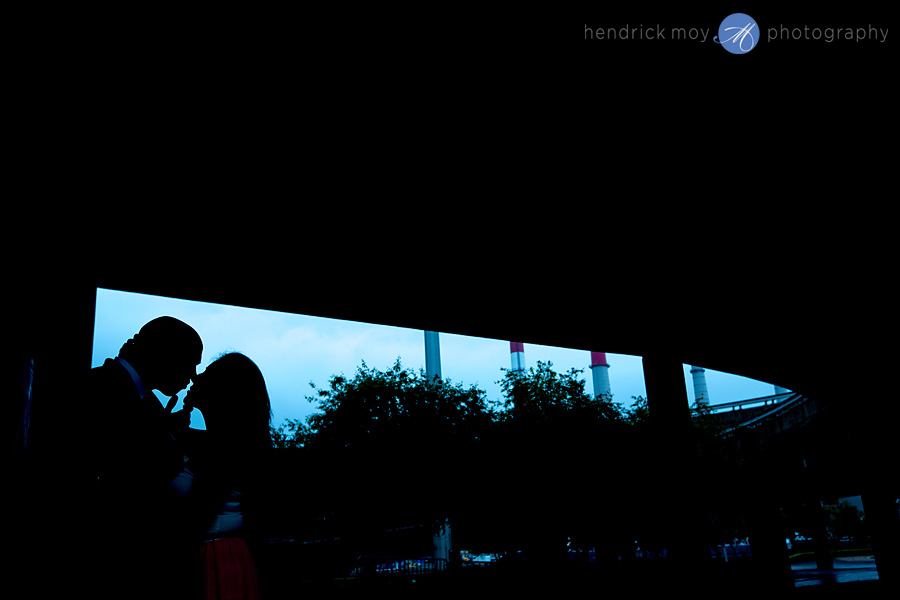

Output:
xmin=692 ymin=392 xmax=796 ymax=415
xmin=351 ymin=556 xmax=449 ymax=578
xmin=720 ymin=393 xmax=815 ymax=436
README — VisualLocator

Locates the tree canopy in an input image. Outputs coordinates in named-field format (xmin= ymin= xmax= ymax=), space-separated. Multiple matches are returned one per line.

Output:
xmin=303 ymin=359 xmax=494 ymax=454
xmin=266 ymin=357 xmax=746 ymax=562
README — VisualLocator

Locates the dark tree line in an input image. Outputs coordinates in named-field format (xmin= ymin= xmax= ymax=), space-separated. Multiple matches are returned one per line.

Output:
xmin=259 ymin=359 xmax=746 ymax=571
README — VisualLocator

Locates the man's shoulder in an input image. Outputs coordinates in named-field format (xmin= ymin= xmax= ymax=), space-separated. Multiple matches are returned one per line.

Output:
xmin=90 ymin=357 xmax=118 ymax=377
xmin=91 ymin=358 xmax=119 ymax=372
xmin=89 ymin=359 xmax=133 ymax=395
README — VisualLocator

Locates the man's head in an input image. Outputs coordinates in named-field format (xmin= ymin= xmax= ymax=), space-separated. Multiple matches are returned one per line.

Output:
xmin=118 ymin=316 xmax=203 ymax=396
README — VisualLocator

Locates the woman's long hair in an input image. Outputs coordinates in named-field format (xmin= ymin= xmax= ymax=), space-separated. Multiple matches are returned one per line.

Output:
xmin=199 ymin=352 xmax=272 ymax=487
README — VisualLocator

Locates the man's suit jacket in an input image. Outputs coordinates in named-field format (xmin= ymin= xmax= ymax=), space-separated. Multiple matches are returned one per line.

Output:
xmin=83 ymin=358 xmax=196 ymax=600
xmin=87 ymin=359 xmax=184 ymax=519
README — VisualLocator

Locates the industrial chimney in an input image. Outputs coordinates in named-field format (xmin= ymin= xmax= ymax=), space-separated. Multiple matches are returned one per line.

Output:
xmin=590 ymin=352 xmax=611 ymax=398
xmin=423 ymin=330 xmax=451 ymax=560
xmin=424 ymin=331 xmax=441 ymax=379
xmin=690 ymin=365 xmax=710 ymax=407
xmin=510 ymin=341 xmax=525 ymax=373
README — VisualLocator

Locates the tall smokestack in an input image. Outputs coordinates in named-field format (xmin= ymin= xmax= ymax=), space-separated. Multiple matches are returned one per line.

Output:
xmin=424 ymin=331 xmax=451 ymax=558
xmin=510 ymin=341 xmax=525 ymax=373
xmin=590 ymin=351 xmax=611 ymax=398
xmin=690 ymin=365 xmax=710 ymax=406
xmin=424 ymin=331 xmax=441 ymax=379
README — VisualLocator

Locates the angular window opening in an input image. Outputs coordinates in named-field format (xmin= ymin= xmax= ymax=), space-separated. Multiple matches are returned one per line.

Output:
xmin=92 ymin=287 xmax=885 ymax=592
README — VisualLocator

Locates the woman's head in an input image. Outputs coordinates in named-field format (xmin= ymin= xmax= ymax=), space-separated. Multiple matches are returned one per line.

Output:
xmin=187 ymin=352 xmax=272 ymax=451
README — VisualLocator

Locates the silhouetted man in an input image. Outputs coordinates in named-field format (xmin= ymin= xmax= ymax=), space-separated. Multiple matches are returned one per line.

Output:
xmin=87 ymin=316 xmax=202 ymax=598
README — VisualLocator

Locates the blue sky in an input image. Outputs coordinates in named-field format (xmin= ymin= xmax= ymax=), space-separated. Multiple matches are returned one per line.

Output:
xmin=91 ymin=288 xmax=779 ymax=430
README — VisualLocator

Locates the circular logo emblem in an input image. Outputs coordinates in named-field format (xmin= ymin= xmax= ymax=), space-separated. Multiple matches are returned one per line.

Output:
xmin=714 ymin=13 xmax=759 ymax=54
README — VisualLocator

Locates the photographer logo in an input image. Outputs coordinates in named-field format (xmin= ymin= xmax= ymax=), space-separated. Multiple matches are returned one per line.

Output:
xmin=715 ymin=13 xmax=759 ymax=54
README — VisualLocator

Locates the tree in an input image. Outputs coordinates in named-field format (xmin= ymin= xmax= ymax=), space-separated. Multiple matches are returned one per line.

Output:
xmin=830 ymin=501 xmax=866 ymax=543
xmin=498 ymin=360 xmax=624 ymax=425
xmin=272 ymin=359 xmax=495 ymax=557
xmin=270 ymin=418 xmax=310 ymax=449
xmin=303 ymin=358 xmax=494 ymax=454
xmin=624 ymin=395 xmax=650 ymax=425
xmin=490 ymin=361 xmax=632 ymax=562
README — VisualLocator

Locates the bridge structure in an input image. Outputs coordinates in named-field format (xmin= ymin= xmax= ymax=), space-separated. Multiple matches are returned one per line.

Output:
xmin=694 ymin=391 xmax=819 ymax=441
xmin=686 ymin=385 xmax=895 ymax=589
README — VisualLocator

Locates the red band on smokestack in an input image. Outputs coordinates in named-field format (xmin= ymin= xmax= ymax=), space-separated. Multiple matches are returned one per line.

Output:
xmin=590 ymin=352 xmax=608 ymax=367
xmin=510 ymin=342 xmax=524 ymax=353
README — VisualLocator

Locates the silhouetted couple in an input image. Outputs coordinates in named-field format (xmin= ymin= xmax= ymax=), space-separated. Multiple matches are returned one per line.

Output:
xmin=87 ymin=317 xmax=271 ymax=600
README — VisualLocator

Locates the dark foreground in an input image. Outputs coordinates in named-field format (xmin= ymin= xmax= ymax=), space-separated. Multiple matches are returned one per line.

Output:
xmin=257 ymin=560 xmax=889 ymax=600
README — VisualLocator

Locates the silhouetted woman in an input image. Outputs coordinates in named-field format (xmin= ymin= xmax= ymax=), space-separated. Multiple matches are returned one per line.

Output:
xmin=177 ymin=352 xmax=272 ymax=600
